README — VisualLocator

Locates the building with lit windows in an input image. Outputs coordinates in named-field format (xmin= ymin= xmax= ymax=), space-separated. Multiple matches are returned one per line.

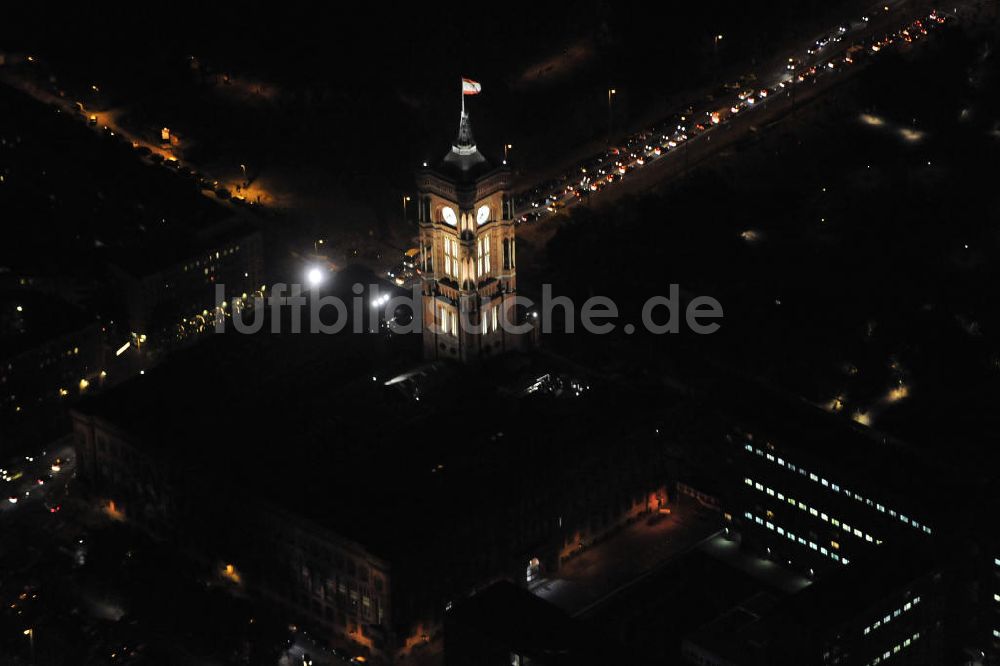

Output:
xmin=682 ymin=542 xmax=945 ymax=665
xmin=108 ymin=215 xmax=263 ymax=348
xmin=416 ymin=110 xmax=532 ymax=362
xmin=717 ymin=388 xmax=939 ymax=578
xmin=992 ymin=554 xmax=1000 ymax=654
xmin=1 ymin=289 xmax=104 ymax=453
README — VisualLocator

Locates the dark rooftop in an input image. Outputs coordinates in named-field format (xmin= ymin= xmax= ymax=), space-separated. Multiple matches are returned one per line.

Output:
xmin=75 ymin=271 xmax=667 ymax=563
xmin=446 ymin=581 xmax=617 ymax=666
xmin=0 ymin=288 xmax=94 ymax=360
xmin=0 ymin=84 xmax=251 ymax=281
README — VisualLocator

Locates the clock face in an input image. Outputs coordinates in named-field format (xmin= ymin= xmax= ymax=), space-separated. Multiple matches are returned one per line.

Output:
xmin=441 ymin=206 xmax=457 ymax=226
xmin=476 ymin=205 xmax=490 ymax=225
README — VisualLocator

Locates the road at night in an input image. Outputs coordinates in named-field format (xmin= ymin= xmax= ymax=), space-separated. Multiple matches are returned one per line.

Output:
xmin=511 ymin=0 xmax=963 ymax=224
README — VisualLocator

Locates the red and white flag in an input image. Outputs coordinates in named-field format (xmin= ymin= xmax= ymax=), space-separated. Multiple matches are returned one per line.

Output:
xmin=461 ymin=78 xmax=482 ymax=95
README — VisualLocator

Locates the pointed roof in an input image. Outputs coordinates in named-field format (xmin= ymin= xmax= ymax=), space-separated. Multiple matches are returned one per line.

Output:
xmin=440 ymin=111 xmax=489 ymax=177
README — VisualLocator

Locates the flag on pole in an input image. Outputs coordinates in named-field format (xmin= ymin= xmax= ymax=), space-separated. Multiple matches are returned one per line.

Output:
xmin=462 ymin=78 xmax=482 ymax=95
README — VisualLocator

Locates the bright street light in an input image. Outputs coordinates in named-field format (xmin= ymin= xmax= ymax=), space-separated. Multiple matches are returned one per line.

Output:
xmin=24 ymin=628 xmax=34 ymax=664
xmin=307 ymin=267 xmax=325 ymax=287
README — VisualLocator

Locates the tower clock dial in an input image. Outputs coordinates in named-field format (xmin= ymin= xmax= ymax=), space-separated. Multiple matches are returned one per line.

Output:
xmin=442 ymin=206 xmax=457 ymax=226
xmin=476 ymin=205 xmax=490 ymax=225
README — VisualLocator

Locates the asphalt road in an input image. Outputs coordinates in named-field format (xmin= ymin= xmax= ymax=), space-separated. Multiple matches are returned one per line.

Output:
xmin=511 ymin=0 xmax=962 ymax=223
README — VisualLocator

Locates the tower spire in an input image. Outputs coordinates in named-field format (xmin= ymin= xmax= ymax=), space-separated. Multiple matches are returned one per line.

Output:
xmin=454 ymin=110 xmax=476 ymax=153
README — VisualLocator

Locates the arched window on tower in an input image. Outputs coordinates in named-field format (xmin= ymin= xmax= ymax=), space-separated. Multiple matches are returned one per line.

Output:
xmin=503 ymin=239 xmax=511 ymax=271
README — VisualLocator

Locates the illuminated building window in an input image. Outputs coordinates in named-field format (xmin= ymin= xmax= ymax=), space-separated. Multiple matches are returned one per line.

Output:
xmin=443 ymin=237 xmax=459 ymax=279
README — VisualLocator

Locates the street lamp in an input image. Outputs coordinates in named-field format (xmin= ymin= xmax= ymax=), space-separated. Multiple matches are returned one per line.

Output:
xmin=504 ymin=144 xmax=513 ymax=161
xmin=402 ymin=195 xmax=411 ymax=224
xmin=607 ymin=88 xmax=616 ymax=148
xmin=371 ymin=292 xmax=391 ymax=333
xmin=714 ymin=34 xmax=723 ymax=52
xmin=23 ymin=628 xmax=34 ymax=664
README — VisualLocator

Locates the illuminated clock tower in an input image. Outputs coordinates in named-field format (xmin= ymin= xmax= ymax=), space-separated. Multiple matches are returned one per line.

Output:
xmin=416 ymin=110 xmax=528 ymax=362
